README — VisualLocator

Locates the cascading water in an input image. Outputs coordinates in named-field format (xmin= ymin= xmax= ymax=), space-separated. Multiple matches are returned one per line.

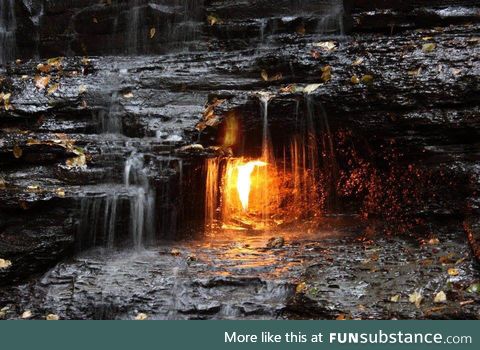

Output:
xmin=0 ymin=0 xmax=16 ymax=66
xmin=124 ymin=151 xmax=156 ymax=249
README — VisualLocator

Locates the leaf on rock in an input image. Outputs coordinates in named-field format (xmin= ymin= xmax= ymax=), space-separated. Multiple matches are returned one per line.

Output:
xmin=352 ymin=57 xmax=364 ymax=66
xmin=47 ymin=83 xmax=60 ymax=95
xmin=304 ymin=84 xmax=321 ymax=94
xmin=35 ymin=75 xmax=51 ymax=90
xmin=314 ymin=41 xmax=337 ymax=51
xmin=21 ymin=310 xmax=33 ymax=319
xmin=36 ymin=63 xmax=51 ymax=73
xmin=321 ymin=65 xmax=332 ymax=82
xmin=78 ymin=85 xmax=87 ymax=94
xmin=361 ymin=75 xmax=374 ymax=84
xmin=135 ymin=313 xmax=148 ymax=320
xmin=123 ymin=92 xmax=134 ymax=99
xmin=46 ymin=314 xmax=60 ymax=320
xmin=466 ymin=283 xmax=480 ymax=294
xmin=296 ymin=282 xmax=307 ymax=294
xmin=409 ymin=291 xmax=423 ymax=308
xmin=408 ymin=67 xmax=422 ymax=77
xmin=149 ymin=28 xmax=156 ymax=39
xmin=46 ymin=57 xmax=63 ymax=69
xmin=422 ymin=43 xmax=436 ymax=53
xmin=350 ymin=75 xmax=360 ymax=84
xmin=65 ymin=154 xmax=87 ymax=169
xmin=207 ymin=15 xmax=222 ymax=26
xmin=447 ymin=268 xmax=459 ymax=276
xmin=434 ymin=291 xmax=447 ymax=303
xmin=13 ymin=144 xmax=23 ymax=159
xmin=0 ymin=258 xmax=12 ymax=269
xmin=390 ymin=294 xmax=400 ymax=303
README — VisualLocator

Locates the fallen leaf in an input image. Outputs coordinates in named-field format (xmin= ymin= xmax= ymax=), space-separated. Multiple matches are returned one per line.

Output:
xmin=351 ymin=75 xmax=360 ymax=84
xmin=47 ymin=83 xmax=59 ymax=95
xmin=0 ymin=258 xmax=12 ymax=269
xmin=408 ymin=67 xmax=422 ymax=77
xmin=261 ymin=70 xmax=269 ymax=81
xmin=310 ymin=50 xmax=321 ymax=59
xmin=36 ymin=63 xmax=51 ymax=73
xmin=21 ymin=310 xmax=33 ymax=319
xmin=46 ymin=314 xmax=60 ymax=320
xmin=279 ymin=84 xmax=296 ymax=93
xmin=447 ymin=268 xmax=459 ymax=276
xmin=422 ymin=43 xmax=436 ymax=53
xmin=314 ymin=41 xmax=337 ymax=51
xmin=304 ymin=84 xmax=321 ymax=94
xmin=352 ymin=57 xmax=364 ymax=66
xmin=13 ymin=145 xmax=23 ymax=159
xmin=149 ymin=27 xmax=156 ymax=39
xmin=336 ymin=314 xmax=346 ymax=320
xmin=46 ymin=57 xmax=63 ymax=69
xmin=466 ymin=283 xmax=480 ymax=294
xmin=123 ymin=92 xmax=134 ymax=99
xmin=207 ymin=15 xmax=221 ymax=26
xmin=321 ymin=65 xmax=332 ymax=82
xmin=434 ymin=291 xmax=447 ymax=303
xmin=35 ymin=75 xmax=50 ymax=90
xmin=65 ymin=154 xmax=87 ymax=169
xmin=361 ymin=75 xmax=374 ymax=84
xmin=296 ymin=282 xmax=307 ymax=294
xmin=55 ymin=188 xmax=66 ymax=198
xmin=78 ymin=85 xmax=87 ymax=94
xmin=0 ymin=178 xmax=6 ymax=189
xmin=390 ymin=294 xmax=400 ymax=303
xmin=135 ymin=313 xmax=148 ymax=320
xmin=409 ymin=291 xmax=423 ymax=308
xmin=170 ymin=249 xmax=181 ymax=256
xmin=427 ymin=237 xmax=439 ymax=245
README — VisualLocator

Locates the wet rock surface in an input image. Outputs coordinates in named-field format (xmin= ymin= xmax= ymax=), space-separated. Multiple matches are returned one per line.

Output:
xmin=1 ymin=0 xmax=479 ymax=318
xmin=0 ymin=219 xmax=478 ymax=320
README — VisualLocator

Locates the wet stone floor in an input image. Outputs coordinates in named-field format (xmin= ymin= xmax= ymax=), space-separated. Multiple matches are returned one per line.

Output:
xmin=0 ymin=218 xmax=479 ymax=320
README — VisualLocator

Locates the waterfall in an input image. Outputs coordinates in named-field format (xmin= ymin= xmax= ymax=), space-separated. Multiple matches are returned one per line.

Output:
xmin=78 ymin=151 xmax=155 ymax=250
xmin=0 ymin=0 xmax=16 ymax=66
xmin=124 ymin=151 xmax=155 ymax=249
xmin=126 ymin=0 xmax=142 ymax=55
xmin=21 ymin=0 xmax=44 ymax=60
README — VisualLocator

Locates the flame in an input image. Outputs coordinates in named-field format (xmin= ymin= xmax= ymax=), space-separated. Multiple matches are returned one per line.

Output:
xmin=236 ymin=161 xmax=267 ymax=210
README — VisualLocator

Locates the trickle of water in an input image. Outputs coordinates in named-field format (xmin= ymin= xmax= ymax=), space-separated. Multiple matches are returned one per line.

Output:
xmin=78 ymin=151 xmax=156 ymax=250
xmin=0 ymin=0 xmax=16 ymax=66
xmin=125 ymin=151 xmax=156 ymax=249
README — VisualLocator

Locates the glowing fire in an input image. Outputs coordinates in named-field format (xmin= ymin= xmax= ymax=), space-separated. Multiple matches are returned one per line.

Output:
xmin=236 ymin=161 xmax=267 ymax=210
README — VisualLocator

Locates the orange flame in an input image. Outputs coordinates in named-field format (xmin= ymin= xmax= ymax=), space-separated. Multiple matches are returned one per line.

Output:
xmin=236 ymin=161 xmax=267 ymax=210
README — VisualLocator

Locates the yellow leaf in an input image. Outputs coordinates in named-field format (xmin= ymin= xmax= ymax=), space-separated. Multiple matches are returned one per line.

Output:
xmin=434 ymin=291 xmax=447 ymax=303
xmin=0 ymin=258 xmax=12 ymax=269
xmin=409 ymin=291 xmax=423 ymax=308
xmin=47 ymin=83 xmax=60 ymax=95
xmin=296 ymin=282 xmax=307 ymax=294
xmin=361 ymin=74 xmax=374 ymax=84
xmin=351 ymin=75 xmax=360 ymax=84
xmin=321 ymin=65 xmax=332 ymax=82
xmin=352 ymin=57 xmax=364 ymax=66
xmin=260 ymin=70 xmax=269 ymax=81
xmin=149 ymin=28 xmax=156 ymax=39
xmin=422 ymin=43 xmax=436 ymax=53
xmin=13 ymin=145 xmax=23 ymax=159
xmin=65 ymin=154 xmax=87 ymax=169
xmin=390 ymin=294 xmax=400 ymax=303
xmin=408 ymin=67 xmax=422 ymax=77
xmin=46 ymin=57 xmax=63 ymax=69
xmin=123 ymin=92 xmax=134 ymax=99
xmin=46 ymin=314 xmax=60 ymax=320
xmin=55 ymin=188 xmax=66 ymax=198
xmin=207 ymin=15 xmax=221 ymax=26
xmin=447 ymin=268 xmax=459 ymax=276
